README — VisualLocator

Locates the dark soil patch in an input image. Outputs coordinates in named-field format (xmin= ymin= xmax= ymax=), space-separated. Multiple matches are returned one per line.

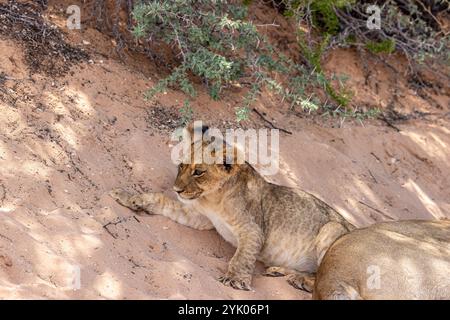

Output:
xmin=0 ymin=72 xmax=6 ymax=87
xmin=146 ymin=105 xmax=182 ymax=133
xmin=0 ymin=0 xmax=89 ymax=76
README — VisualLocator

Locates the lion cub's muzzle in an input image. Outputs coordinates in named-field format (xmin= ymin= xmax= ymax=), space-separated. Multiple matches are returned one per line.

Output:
xmin=173 ymin=185 xmax=202 ymax=200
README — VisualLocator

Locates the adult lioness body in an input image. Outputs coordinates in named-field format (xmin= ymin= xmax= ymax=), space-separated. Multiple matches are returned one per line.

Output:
xmin=313 ymin=220 xmax=450 ymax=300
xmin=111 ymin=125 xmax=354 ymax=291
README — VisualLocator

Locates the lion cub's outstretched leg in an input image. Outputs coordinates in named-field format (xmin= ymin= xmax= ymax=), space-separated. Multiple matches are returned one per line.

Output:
xmin=109 ymin=188 xmax=214 ymax=230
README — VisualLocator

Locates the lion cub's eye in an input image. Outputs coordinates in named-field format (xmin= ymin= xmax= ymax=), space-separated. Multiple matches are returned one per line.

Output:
xmin=193 ymin=169 xmax=205 ymax=177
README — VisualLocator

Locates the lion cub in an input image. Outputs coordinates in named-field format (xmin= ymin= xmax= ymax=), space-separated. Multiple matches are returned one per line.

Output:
xmin=110 ymin=124 xmax=354 ymax=291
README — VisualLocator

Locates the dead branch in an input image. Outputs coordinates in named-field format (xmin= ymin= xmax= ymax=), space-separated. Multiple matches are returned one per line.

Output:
xmin=102 ymin=217 xmax=128 ymax=239
xmin=368 ymin=169 xmax=378 ymax=184
xmin=0 ymin=182 xmax=6 ymax=206
xmin=370 ymin=152 xmax=382 ymax=163
xmin=358 ymin=201 xmax=395 ymax=220
xmin=253 ymin=108 xmax=292 ymax=135
xmin=379 ymin=113 xmax=401 ymax=132
xmin=102 ymin=215 xmax=141 ymax=239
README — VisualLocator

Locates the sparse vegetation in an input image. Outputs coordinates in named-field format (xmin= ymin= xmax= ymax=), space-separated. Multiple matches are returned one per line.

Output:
xmin=283 ymin=0 xmax=356 ymax=34
xmin=132 ymin=0 xmax=358 ymax=121
xmin=179 ymin=100 xmax=194 ymax=126
xmin=132 ymin=0 xmax=448 ymax=121
xmin=365 ymin=39 xmax=396 ymax=54
xmin=0 ymin=0 xmax=89 ymax=76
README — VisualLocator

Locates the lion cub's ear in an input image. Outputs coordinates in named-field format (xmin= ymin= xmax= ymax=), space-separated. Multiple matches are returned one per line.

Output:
xmin=220 ymin=163 xmax=234 ymax=173
xmin=186 ymin=122 xmax=209 ymax=139
xmin=218 ymin=152 xmax=241 ymax=173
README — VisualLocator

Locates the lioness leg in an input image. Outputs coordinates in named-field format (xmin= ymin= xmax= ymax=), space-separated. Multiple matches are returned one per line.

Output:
xmin=109 ymin=188 xmax=214 ymax=230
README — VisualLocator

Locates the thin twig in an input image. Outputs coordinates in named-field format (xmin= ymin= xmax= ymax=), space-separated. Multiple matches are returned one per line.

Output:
xmin=0 ymin=183 xmax=5 ymax=206
xmin=358 ymin=201 xmax=395 ymax=221
xmin=103 ymin=217 xmax=130 ymax=239
xmin=414 ymin=0 xmax=444 ymax=31
xmin=256 ymin=22 xmax=280 ymax=27
xmin=252 ymin=108 xmax=292 ymax=135
xmin=379 ymin=113 xmax=401 ymax=132
xmin=103 ymin=224 xmax=118 ymax=239
xmin=370 ymin=152 xmax=382 ymax=163
xmin=4 ymin=76 xmax=32 ymax=81
xmin=368 ymin=169 xmax=378 ymax=184
xmin=0 ymin=233 xmax=13 ymax=243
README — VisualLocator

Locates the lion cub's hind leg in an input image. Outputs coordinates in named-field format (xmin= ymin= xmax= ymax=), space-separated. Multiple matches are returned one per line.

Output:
xmin=286 ymin=272 xmax=316 ymax=293
xmin=263 ymin=266 xmax=295 ymax=277
xmin=263 ymin=266 xmax=315 ymax=293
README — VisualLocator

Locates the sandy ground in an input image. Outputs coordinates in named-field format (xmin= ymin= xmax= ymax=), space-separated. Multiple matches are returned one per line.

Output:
xmin=0 ymin=3 xmax=449 ymax=299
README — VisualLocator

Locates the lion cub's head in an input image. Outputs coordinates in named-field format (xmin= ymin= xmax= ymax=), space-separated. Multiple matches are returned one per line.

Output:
xmin=173 ymin=123 xmax=242 ymax=202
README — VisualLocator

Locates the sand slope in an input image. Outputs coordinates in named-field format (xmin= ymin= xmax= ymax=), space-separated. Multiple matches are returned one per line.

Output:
xmin=0 ymin=6 xmax=449 ymax=299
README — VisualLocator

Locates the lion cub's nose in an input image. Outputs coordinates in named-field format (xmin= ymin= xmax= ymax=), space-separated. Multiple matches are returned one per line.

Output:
xmin=173 ymin=186 xmax=184 ymax=193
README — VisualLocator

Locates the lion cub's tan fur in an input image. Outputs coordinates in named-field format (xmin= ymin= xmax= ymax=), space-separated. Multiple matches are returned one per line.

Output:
xmin=110 ymin=124 xmax=354 ymax=291
xmin=313 ymin=220 xmax=450 ymax=300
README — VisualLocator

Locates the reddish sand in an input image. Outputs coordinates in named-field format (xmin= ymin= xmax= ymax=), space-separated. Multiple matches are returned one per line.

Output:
xmin=0 ymin=2 xmax=448 ymax=299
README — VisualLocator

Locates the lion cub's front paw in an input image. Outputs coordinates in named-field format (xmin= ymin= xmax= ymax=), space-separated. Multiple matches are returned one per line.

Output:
xmin=218 ymin=273 xmax=252 ymax=291
xmin=127 ymin=195 xmax=146 ymax=211
xmin=109 ymin=188 xmax=145 ymax=211
xmin=109 ymin=188 xmax=133 ymax=206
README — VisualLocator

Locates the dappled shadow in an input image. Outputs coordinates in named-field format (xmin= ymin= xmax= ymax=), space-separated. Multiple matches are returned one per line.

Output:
xmin=273 ymin=121 xmax=449 ymax=228
xmin=0 ymin=36 xmax=307 ymax=299
xmin=0 ymin=10 xmax=449 ymax=299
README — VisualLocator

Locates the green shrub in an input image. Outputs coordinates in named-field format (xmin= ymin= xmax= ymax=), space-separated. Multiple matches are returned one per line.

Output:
xmin=299 ymin=33 xmax=353 ymax=107
xmin=133 ymin=0 xmax=253 ymax=100
xmin=366 ymin=39 xmax=396 ymax=54
xmin=282 ymin=0 xmax=448 ymax=66
xmin=133 ymin=0 xmax=347 ymax=121
xmin=131 ymin=0 xmax=448 ymax=122
xmin=283 ymin=0 xmax=355 ymax=34
xmin=309 ymin=0 xmax=355 ymax=35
